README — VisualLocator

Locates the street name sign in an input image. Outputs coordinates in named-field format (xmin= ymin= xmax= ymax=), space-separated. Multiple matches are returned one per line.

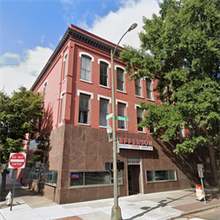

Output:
xmin=116 ymin=116 xmax=129 ymax=121
xmin=8 ymin=153 xmax=26 ymax=169
xmin=106 ymin=113 xmax=113 ymax=120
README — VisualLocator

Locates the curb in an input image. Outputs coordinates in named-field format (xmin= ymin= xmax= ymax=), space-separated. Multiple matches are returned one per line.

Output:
xmin=169 ymin=203 xmax=220 ymax=219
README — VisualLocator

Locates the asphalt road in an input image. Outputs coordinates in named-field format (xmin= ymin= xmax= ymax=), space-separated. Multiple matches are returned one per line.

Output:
xmin=178 ymin=206 xmax=220 ymax=220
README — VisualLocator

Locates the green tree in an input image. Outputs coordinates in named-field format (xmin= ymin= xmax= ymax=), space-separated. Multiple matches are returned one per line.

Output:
xmin=120 ymin=0 xmax=220 ymax=183
xmin=0 ymin=87 xmax=43 ymax=194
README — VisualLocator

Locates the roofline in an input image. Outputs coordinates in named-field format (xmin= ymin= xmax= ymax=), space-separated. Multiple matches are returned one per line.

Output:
xmin=31 ymin=24 xmax=123 ymax=91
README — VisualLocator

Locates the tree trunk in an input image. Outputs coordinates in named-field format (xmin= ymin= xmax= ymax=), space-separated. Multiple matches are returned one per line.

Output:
xmin=208 ymin=144 xmax=218 ymax=185
xmin=0 ymin=169 xmax=7 ymax=195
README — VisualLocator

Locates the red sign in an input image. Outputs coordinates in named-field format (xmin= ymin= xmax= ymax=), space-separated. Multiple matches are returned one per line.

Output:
xmin=8 ymin=153 xmax=26 ymax=169
xmin=117 ymin=137 xmax=152 ymax=146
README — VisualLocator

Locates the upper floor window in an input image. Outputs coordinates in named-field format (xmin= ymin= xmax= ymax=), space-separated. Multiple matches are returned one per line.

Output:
xmin=118 ymin=102 xmax=126 ymax=129
xmin=146 ymin=78 xmax=153 ymax=100
xmin=81 ymin=55 xmax=92 ymax=82
xmin=59 ymin=92 xmax=65 ymax=124
xmin=43 ymin=81 xmax=47 ymax=101
xmin=99 ymin=98 xmax=109 ymax=126
xmin=136 ymin=107 xmax=144 ymax=132
xmin=78 ymin=94 xmax=90 ymax=124
xmin=100 ymin=61 xmax=109 ymax=87
xmin=117 ymin=67 xmax=125 ymax=91
xmin=63 ymin=53 xmax=68 ymax=80
xmin=135 ymin=78 xmax=142 ymax=96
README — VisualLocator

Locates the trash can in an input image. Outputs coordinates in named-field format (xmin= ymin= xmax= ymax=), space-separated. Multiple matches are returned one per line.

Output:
xmin=196 ymin=184 xmax=204 ymax=200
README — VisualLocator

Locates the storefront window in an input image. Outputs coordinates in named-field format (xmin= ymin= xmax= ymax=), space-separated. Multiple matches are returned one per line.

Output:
xmin=147 ymin=170 xmax=176 ymax=182
xmin=69 ymin=171 xmax=123 ymax=187
xmin=26 ymin=169 xmax=58 ymax=186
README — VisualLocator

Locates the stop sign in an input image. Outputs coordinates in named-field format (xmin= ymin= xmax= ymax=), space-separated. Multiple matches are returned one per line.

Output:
xmin=8 ymin=153 xmax=26 ymax=169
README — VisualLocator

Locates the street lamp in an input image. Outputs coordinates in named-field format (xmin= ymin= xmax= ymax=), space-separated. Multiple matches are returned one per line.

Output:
xmin=110 ymin=23 xmax=137 ymax=220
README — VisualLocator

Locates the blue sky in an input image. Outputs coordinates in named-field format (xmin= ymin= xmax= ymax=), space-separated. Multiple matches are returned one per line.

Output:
xmin=0 ymin=0 xmax=161 ymax=95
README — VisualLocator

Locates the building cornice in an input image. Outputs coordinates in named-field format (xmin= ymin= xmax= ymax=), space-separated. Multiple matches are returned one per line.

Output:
xmin=31 ymin=25 xmax=123 ymax=91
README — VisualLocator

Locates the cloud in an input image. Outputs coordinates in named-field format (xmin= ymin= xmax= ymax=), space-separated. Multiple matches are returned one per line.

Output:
xmin=0 ymin=47 xmax=53 ymax=95
xmin=41 ymin=35 xmax=45 ymax=43
xmin=88 ymin=0 xmax=160 ymax=49
xmin=0 ymin=53 xmax=21 ymax=66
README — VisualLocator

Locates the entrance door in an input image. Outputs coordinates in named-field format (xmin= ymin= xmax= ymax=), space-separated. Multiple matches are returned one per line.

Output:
xmin=128 ymin=165 xmax=140 ymax=195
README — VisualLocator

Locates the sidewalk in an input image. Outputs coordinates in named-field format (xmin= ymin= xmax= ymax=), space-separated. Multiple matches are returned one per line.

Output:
xmin=0 ymin=176 xmax=220 ymax=220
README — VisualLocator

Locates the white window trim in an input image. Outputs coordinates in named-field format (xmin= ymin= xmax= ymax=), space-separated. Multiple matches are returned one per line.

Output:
xmin=78 ymin=91 xmax=92 ymax=126
xmin=144 ymin=77 xmax=154 ymax=101
xmin=44 ymin=80 xmax=48 ymax=88
xmin=116 ymin=99 xmax=128 ymax=107
xmin=135 ymin=104 xmax=146 ymax=133
xmin=115 ymin=65 xmax=126 ymax=93
xmin=98 ymin=96 xmax=110 ymax=127
xmin=63 ymin=53 xmax=68 ymax=80
xmin=117 ymin=100 xmax=128 ymax=130
xmin=97 ymin=95 xmax=111 ymax=103
xmin=98 ymin=59 xmax=110 ymax=66
xmin=77 ymin=90 xmax=94 ymax=99
xmin=98 ymin=59 xmax=110 ymax=88
xmin=79 ymin=52 xmax=94 ymax=62
xmin=59 ymin=90 xmax=66 ymax=126
xmin=135 ymin=78 xmax=143 ymax=98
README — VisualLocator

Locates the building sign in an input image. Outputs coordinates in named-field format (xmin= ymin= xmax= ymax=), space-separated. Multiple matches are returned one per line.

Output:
xmin=117 ymin=137 xmax=153 ymax=151
xmin=71 ymin=174 xmax=79 ymax=179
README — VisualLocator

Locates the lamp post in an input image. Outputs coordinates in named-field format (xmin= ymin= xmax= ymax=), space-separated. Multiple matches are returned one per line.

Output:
xmin=110 ymin=23 xmax=137 ymax=220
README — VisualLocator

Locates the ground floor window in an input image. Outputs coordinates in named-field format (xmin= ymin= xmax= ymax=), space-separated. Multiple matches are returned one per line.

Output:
xmin=26 ymin=169 xmax=58 ymax=186
xmin=70 ymin=171 xmax=123 ymax=187
xmin=146 ymin=170 xmax=177 ymax=182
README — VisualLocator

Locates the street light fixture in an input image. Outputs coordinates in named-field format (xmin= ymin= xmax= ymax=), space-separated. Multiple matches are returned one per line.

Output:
xmin=110 ymin=23 xmax=137 ymax=220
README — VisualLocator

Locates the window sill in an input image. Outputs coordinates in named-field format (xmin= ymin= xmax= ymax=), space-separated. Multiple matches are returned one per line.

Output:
xmin=99 ymin=125 xmax=107 ymax=129
xmin=80 ymin=79 xmax=92 ymax=84
xmin=136 ymin=95 xmax=144 ymax=99
xmin=78 ymin=123 xmax=91 ymax=127
xmin=117 ymin=90 xmax=127 ymax=94
xmin=118 ymin=128 xmax=128 ymax=131
xmin=99 ymin=85 xmax=110 ymax=89
xmin=68 ymin=183 xmax=123 ymax=189
xmin=138 ymin=131 xmax=146 ymax=134
xmin=147 ymin=98 xmax=155 ymax=102
xmin=147 ymin=179 xmax=177 ymax=183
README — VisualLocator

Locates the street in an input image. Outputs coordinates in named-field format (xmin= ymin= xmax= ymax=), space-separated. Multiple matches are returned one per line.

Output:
xmin=175 ymin=206 xmax=220 ymax=220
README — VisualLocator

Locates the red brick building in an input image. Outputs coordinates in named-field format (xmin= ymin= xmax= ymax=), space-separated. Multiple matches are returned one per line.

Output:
xmin=25 ymin=24 xmax=213 ymax=204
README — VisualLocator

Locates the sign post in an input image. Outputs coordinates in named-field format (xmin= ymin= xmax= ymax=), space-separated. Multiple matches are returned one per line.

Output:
xmin=197 ymin=164 xmax=206 ymax=204
xmin=8 ymin=153 xmax=26 ymax=211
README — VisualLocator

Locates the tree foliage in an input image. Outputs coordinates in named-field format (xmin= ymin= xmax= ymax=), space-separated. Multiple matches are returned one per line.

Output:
xmin=120 ymin=0 xmax=220 ymax=154
xmin=0 ymin=87 xmax=43 ymax=192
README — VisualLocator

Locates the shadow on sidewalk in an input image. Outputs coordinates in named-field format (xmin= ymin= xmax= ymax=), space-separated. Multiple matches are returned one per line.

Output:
xmin=123 ymin=192 xmax=195 ymax=220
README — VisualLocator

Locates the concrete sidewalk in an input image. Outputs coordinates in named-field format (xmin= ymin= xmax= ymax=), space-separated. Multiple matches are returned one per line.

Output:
xmin=0 ymin=176 xmax=220 ymax=220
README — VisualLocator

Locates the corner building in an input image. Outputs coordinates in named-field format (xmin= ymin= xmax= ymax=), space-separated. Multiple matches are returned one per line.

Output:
xmin=26 ymin=24 xmax=211 ymax=204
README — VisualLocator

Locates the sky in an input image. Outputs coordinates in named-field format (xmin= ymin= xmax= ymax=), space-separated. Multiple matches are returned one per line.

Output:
xmin=0 ymin=0 xmax=162 ymax=95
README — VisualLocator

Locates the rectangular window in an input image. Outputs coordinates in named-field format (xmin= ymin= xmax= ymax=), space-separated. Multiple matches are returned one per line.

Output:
xmin=81 ymin=55 xmax=91 ymax=81
xmin=100 ymin=61 xmax=108 ymax=86
xmin=118 ymin=103 xmax=126 ymax=129
xmin=135 ymin=78 xmax=142 ymax=96
xmin=78 ymin=94 xmax=90 ymax=124
xmin=147 ymin=170 xmax=177 ymax=182
xmin=117 ymin=68 xmax=124 ymax=91
xmin=63 ymin=54 xmax=68 ymax=80
xmin=60 ymin=93 xmax=65 ymax=124
xmin=137 ymin=107 xmax=143 ymax=132
xmin=146 ymin=79 xmax=153 ymax=100
xmin=69 ymin=171 xmax=120 ymax=187
xmin=99 ymin=98 xmax=109 ymax=126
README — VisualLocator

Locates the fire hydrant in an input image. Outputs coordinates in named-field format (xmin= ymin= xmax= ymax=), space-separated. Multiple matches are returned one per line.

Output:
xmin=5 ymin=191 xmax=12 ymax=205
